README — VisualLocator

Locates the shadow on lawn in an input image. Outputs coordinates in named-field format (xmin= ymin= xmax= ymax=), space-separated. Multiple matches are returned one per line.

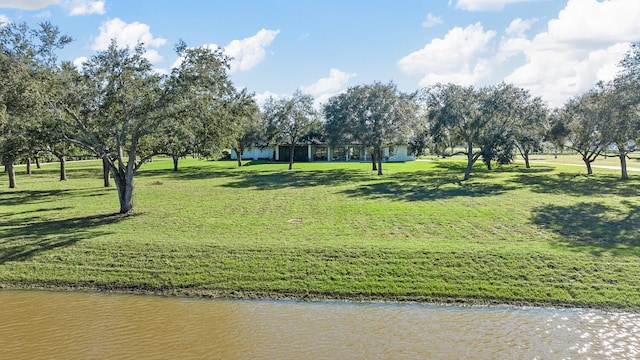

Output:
xmin=137 ymin=164 xmax=241 ymax=181
xmin=531 ymin=201 xmax=640 ymax=256
xmin=0 ymin=188 xmax=110 ymax=207
xmin=342 ymin=169 xmax=515 ymax=201
xmin=0 ymin=212 xmax=132 ymax=264
xmin=220 ymin=161 xmax=533 ymax=200
xmin=510 ymin=172 xmax=640 ymax=197
xmin=222 ymin=167 xmax=373 ymax=190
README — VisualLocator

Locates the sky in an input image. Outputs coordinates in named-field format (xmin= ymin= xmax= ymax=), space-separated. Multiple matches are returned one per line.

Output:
xmin=1 ymin=0 xmax=639 ymax=108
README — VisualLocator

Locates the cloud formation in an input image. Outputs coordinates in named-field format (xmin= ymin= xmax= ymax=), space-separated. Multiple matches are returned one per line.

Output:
xmin=301 ymin=68 xmax=356 ymax=106
xmin=93 ymin=18 xmax=167 ymax=63
xmin=0 ymin=0 xmax=104 ymax=15
xmin=422 ymin=13 xmax=443 ymax=28
xmin=220 ymin=29 xmax=280 ymax=73
xmin=67 ymin=0 xmax=104 ymax=15
xmin=398 ymin=22 xmax=496 ymax=86
xmin=0 ymin=0 xmax=59 ymax=10
xmin=401 ymin=0 xmax=640 ymax=107
xmin=451 ymin=0 xmax=541 ymax=11
xmin=504 ymin=0 xmax=640 ymax=106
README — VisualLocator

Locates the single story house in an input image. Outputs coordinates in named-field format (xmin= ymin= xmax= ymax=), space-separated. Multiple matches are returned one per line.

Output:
xmin=231 ymin=144 xmax=416 ymax=162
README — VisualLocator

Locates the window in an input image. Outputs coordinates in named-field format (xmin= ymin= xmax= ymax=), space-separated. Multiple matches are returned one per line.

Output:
xmin=314 ymin=146 xmax=328 ymax=161
xmin=348 ymin=147 xmax=361 ymax=160
xmin=332 ymin=147 xmax=345 ymax=161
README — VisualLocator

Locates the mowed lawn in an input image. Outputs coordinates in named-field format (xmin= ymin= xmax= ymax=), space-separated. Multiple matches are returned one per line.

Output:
xmin=1 ymin=156 xmax=639 ymax=310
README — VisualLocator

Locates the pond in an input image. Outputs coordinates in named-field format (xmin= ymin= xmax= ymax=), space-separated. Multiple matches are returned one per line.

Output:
xmin=1 ymin=290 xmax=638 ymax=359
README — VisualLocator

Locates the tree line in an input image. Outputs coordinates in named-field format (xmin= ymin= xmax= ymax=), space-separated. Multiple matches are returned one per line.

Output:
xmin=2 ymin=21 xmax=639 ymax=214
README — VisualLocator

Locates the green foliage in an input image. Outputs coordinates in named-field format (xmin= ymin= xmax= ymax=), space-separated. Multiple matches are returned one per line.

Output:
xmin=0 ymin=21 xmax=71 ymax=187
xmin=165 ymin=42 xmax=235 ymax=159
xmin=264 ymin=91 xmax=318 ymax=169
xmin=222 ymin=88 xmax=263 ymax=166
xmin=324 ymin=82 xmax=417 ymax=175
xmin=424 ymin=83 xmax=552 ymax=178
xmin=557 ymin=87 xmax=609 ymax=174
xmin=54 ymin=40 xmax=235 ymax=212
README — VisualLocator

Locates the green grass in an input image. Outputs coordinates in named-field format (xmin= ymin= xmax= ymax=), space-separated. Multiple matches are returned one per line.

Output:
xmin=1 ymin=157 xmax=640 ymax=310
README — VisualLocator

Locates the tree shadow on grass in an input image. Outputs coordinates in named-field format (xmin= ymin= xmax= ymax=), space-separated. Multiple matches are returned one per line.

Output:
xmin=222 ymin=167 xmax=374 ymax=190
xmin=0 ymin=212 xmax=134 ymax=264
xmin=510 ymin=172 xmax=640 ymax=198
xmin=342 ymin=169 xmax=516 ymax=201
xmin=531 ymin=201 xmax=640 ymax=256
xmin=0 ymin=188 xmax=110 ymax=207
xmin=137 ymin=165 xmax=241 ymax=181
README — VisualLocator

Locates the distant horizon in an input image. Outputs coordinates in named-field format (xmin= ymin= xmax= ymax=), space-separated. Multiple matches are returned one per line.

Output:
xmin=1 ymin=0 xmax=639 ymax=108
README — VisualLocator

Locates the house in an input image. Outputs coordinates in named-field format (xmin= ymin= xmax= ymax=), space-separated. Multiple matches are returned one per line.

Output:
xmin=231 ymin=143 xmax=416 ymax=162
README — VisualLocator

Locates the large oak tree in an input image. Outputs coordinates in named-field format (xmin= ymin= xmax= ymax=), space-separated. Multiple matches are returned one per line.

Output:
xmin=264 ymin=91 xmax=318 ymax=170
xmin=56 ymin=41 xmax=233 ymax=213
xmin=324 ymin=82 xmax=417 ymax=175
xmin=0 ymin=21 xmax=71 ymax=188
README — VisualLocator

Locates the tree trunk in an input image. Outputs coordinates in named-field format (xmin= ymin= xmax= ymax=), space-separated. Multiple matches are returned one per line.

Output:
xmin=464 ymin=143 xmax=474 ymax=181
xmin=619 ymin=152 xmax=628 ymax=180
xmin=26 ymin=158 xmax=31 ymax=175
xmin=235 ymin=147 xmax=243 ymax=167
xmin=486 ymin=160 xmax=492 ymax=170
xmin=524 ymin=149 xmax=530 ymax=169
xmin=7 ymin=162 xmax=16 ymax=188
xmin=59 ymin=155 xmax=67 ymax=181
xmin=288 ymin=144 xmax=295 ymax=170
xmin=102 ymin=157 xmax=111 ymax=187
xmin=376 ymin=148 xmax=383 ymax=176
xmin=583 ymin=157 xmax=593 ymax=175
xmin=112 ymin=167 xmax=134 ymax=214
xmin=371 ymin=151 xmax=377 ymax=171
xmin=172 ymin=155 xmax=179 ymax=172
xmin=35 ymin=156 xmax=41 ymax=169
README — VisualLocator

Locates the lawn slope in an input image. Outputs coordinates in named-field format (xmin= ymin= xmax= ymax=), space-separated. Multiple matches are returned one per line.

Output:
xmin=1 ymin=157 xmax=639 ymax=310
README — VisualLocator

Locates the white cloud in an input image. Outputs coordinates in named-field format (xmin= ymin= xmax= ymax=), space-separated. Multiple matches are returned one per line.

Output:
xmin=219 ymin=29 xmax=280 ymax=73
xmin=254 ymin=69 xmax=355 ymax=109
xmin=73 ymin=56 xmax=87 ymax=70
xmin=92 ymin=18 xmax=167 ymax=63
xmin=0 ymin=14 xmax=9 ymax=25
xmin=66 ymin=0 xmax=105 ymax=15
xmin=398 ymin=22 xmax=496 ymax=86
xmin=451 ymin=0 xmax=541 ymax=11
xmin=301 ymin=68 xmax=356 ymax=97
xmin=300 ymin=68 xmax=356 ymax=107
xmin=0 ymin=0 xmax=59 ymax=10
xmin=254 ymin=90 xmax=287 ymax=108
xmin=504 ymin=17 xmax=537 ymax=38
xmin=0 ymin=0 xmax=104 ymax=15
xmin=422 ymin=13 xmax=443 ymax=28
xmin=504 ymin=0 xmax=640 ymax=106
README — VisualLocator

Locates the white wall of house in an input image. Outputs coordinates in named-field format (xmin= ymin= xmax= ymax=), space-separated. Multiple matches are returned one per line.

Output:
xmin=231 ymin=144 xmax=415 ymax=162
xmin=231 ymin=147 xmax=275 ymax=160
xmin=385 ymin=145 xmax=415 ymax=162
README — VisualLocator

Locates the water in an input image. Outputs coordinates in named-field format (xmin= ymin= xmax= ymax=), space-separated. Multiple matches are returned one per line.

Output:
xmin=1 ymin=290 xmax=638 ymax=359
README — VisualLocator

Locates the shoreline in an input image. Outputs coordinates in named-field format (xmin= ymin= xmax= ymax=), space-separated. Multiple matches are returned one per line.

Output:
xmin=2 ymin=282 xmax=637 ymax=313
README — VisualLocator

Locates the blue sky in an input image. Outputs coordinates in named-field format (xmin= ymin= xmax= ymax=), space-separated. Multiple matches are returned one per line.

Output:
xmin=1 ymin=0 xmax=639 ymax=108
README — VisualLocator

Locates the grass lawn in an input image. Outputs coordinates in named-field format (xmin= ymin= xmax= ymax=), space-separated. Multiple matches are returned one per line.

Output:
xmin=1 ymin=156 xmax=639 ymax=311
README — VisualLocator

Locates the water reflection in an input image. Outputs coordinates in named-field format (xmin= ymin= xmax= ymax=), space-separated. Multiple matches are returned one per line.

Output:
xmin=0 ymin=290 xmax=638 ymax=359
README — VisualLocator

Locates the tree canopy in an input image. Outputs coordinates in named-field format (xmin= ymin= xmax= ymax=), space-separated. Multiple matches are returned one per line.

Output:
xmin=0 ymin=21 xmax=71 ymax=188
xmin=264 ymin=91 xmax=318 ymax=170
xmin=324 ymin=82 xmax=417 ymax=175
xmin=55 ymin=40 xmax=234 ymax=213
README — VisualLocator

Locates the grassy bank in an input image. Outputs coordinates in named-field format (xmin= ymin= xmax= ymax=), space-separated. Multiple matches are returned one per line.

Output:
xmin=1 ymin=157 xmax=639 ymax=310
